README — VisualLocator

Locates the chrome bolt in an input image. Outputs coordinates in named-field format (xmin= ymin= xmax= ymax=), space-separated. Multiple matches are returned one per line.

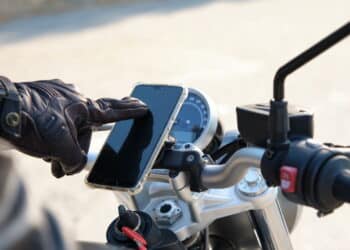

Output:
xmin=244 ymin=169 xmax=260 ymax=186
xmin=154 ymin=200 xmax=182 ymax=225
xmin=238 ymin=168 xmax=267 ymax=197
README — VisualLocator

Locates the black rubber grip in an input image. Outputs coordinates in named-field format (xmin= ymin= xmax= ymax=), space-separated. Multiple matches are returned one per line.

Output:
xmin=333 ymin=169 xmax=350 ymax=203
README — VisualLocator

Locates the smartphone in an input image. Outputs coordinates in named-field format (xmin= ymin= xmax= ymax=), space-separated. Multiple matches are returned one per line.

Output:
xmin=86 ymin=84 xmax=187 ymax=192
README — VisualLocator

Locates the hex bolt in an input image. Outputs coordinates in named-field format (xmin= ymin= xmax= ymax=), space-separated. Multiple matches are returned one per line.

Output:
xmin=154 ymin=200 xmax=182 ymax=225
xmin=244 ymin=170 xmax=260 ymax=186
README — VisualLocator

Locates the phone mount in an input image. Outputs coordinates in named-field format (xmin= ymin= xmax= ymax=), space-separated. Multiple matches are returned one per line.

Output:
xmin=153 ymin=141 xmax=209 ymax=192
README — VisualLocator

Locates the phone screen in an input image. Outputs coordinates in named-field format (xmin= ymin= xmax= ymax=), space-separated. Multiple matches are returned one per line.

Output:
xmin=87 ymin=85 xmax=185 ymax=190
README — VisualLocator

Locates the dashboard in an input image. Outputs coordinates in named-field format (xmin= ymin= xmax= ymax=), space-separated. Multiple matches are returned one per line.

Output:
xmin=170 ymin=88 xmax=218 ymax=150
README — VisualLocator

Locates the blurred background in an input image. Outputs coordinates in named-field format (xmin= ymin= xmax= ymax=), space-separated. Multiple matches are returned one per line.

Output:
xmin=0 ymin=0 xmax=349 ymax=249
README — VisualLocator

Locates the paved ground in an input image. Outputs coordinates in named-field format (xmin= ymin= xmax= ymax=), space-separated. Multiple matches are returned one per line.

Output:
xmin=0 ymin=0 xmax=133 ymax=22
xmin=0 ymin=0 xmax=349 ymax=249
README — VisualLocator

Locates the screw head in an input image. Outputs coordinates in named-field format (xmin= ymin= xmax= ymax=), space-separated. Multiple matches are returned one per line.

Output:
xmin=238 ymin=168 xmax=267 ymax=197
xmin=244 ymin=170 xmax=260 ymax=186
xmin=186 ymin=154 xmax=195 ymax=163
xmin=6 ymin=112 xmax=20 ymax=127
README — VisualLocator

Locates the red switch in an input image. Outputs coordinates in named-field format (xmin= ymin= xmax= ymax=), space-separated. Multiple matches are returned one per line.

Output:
xmin=280 ymin=166 xmax=298 ymax=193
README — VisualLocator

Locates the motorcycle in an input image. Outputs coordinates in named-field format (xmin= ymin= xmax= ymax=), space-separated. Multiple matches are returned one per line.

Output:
xmin=81 ymin=21 xmax=350 ymax=250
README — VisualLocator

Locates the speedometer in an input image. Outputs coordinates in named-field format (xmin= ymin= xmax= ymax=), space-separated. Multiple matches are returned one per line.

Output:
xmin=170 ymin=88 xmax=219 ymax=150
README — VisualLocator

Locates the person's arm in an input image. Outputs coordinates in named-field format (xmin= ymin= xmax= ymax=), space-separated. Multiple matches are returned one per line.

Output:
xmin=0 ymin=76 xmax=148 ymax=177
xmin=0 ymin=76 xmax=148 ymax=250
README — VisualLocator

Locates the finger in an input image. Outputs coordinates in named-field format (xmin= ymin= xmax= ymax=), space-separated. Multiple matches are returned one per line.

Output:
xmin=35 ymin=109 xmax=87 ymax=175
xmin=92 ymin=107 xmax=148 ymax=124
xmin=56 ymin=139 xmax=87 ymax=175
xmin=121 ymin=96 xmax=145 ymax=104
xmin=89 ymin=98 xmax=148 ymax=124
xmin=45 ymin=121 xmax=87 ymax=175
xmin=104 ymin=107 xmax=149 ymax=122
xmin=77 ymin=127 xmax=92 ymax=155
xmin=51 ymin=161 xmax=65 ymax=178
xmin=96 ymin=97 xmax=147 ymax=110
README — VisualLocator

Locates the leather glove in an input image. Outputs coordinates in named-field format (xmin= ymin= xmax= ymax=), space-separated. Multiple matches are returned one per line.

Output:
xmin=0 ymin=77 xmax=148 ymax=178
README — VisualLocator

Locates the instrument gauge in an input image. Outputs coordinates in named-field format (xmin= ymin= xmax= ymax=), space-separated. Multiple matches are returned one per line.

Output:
xmin=170 ymin=88 xmax=218 ymax=150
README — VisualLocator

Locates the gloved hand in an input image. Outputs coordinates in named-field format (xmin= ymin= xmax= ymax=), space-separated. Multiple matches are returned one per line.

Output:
xmin=0 ymin=77 xmax=148 ymax=178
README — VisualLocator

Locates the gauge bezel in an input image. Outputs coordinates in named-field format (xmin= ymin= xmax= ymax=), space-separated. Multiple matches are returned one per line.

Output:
xmin=186 ymin=88 xmax=218 ymax=150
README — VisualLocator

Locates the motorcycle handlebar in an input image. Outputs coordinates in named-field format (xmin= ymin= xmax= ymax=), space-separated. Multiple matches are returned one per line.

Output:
xmin=201 ymin=147 xmax=264 ymax=189
xmin=260 ymin=139 xmax=350 ymax=213
xmin=85 ymin=144 xmax=266 ymax=189
xmin=85 ymin=135 xmax=350 ymax=213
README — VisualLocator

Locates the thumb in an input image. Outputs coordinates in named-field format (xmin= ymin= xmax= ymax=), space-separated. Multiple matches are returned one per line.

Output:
xmin=50 ymin=128 xmax=90 ymax=178
xmin=51 ymin=161 xmax=65 ymax=178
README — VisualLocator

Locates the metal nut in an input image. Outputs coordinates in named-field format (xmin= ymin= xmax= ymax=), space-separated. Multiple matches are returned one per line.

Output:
xmin=155 ymin=200 xmax=182 ymax=225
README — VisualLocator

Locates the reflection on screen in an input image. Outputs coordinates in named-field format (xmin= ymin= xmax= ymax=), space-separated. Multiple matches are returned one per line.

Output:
xmin=171 ymin=130 xmax=196 ymax=143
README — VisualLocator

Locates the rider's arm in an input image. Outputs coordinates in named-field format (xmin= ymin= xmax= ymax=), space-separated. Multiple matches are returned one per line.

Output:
xmin=0 ymin=76 xmax=148 ymax=177
xmin=0 ymin=76 xmax=148 ymax=250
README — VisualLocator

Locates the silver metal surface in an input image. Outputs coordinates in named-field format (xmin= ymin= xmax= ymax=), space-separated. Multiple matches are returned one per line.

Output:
xmin=154 ymin=199 xmax=183 ymax=225
xmin=133 ymin=179 xmax=280 ymax=241
xmin=235 ymin=165 xmax=294 ymax=250
xmin=237 ymin=168 xmax=268 ymax=197
xmin=148 ymin=169 xmax=170 ymax=183
xmin=251 ymin=200 xmax=294 ymax=250
xmin=130 ymin=147 xmax=295 ymax=250
xmin=86 ymin=128 xmax=295 ymax=249
xmin=277 ymin=190 xmax=303 ymax=233
xmin=170 ymin=172 xmax=200 ymax=222
xmin=201 ymin=147 xmax=265 ymax=189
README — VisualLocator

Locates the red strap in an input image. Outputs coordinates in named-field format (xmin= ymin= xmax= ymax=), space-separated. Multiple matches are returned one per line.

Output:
xmin=122 ymin=226 xmax=147 ymax=250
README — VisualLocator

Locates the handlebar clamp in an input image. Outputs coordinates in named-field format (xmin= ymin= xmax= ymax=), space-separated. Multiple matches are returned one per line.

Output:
xmin=153 ymin=144 xmax=208 ymax=192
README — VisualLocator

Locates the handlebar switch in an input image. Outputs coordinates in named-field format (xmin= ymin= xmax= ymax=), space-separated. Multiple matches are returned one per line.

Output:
xmin=263 ymin=138 xmax=350 ymax=214
xmin=280 ymin=166 xmax=298 ymax=193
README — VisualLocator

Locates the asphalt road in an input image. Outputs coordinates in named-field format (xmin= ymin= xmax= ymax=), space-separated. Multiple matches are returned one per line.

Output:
xmin=0 ymin=1 xmax=349 ymax=249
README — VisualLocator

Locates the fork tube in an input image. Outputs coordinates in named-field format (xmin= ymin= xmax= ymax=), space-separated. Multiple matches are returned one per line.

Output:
xmin=251 ymin=199 xmax=293 ymax=250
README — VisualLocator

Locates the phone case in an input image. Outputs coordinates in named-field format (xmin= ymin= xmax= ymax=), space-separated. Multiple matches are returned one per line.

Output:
xmin=85 ymin=84 xmax=188 ymax=193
